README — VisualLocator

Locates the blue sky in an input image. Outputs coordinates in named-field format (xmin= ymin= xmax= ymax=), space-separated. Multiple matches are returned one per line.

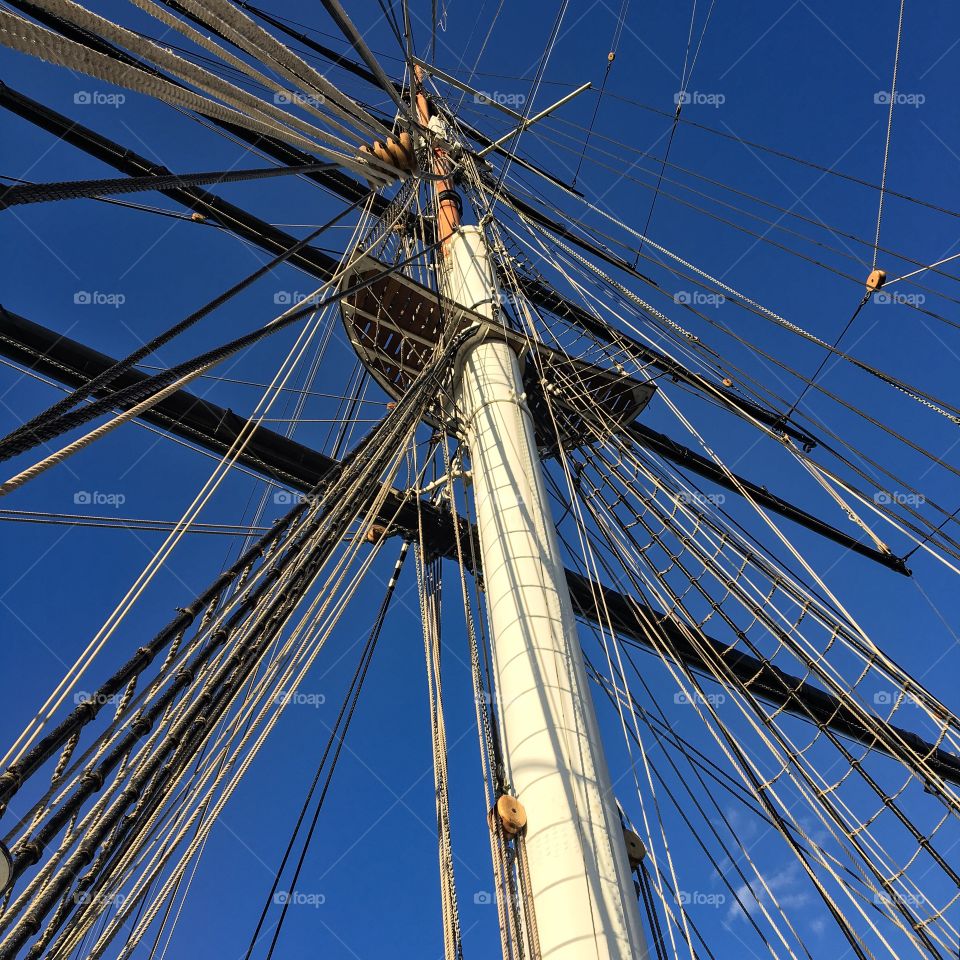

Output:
xmin=1 ymin=1 xmax=960 ymax=957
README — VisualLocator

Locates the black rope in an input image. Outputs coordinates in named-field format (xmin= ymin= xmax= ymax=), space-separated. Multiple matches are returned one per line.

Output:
xmin=0 ymin=332 xmax=470 ymax=952
xmin=375 ymin=0 xmax=405 ymax=49
xmin=0 ymin=190 xmax=371 ymax=463
xmin=0 ymin=233 xmax=445 ymax=466
xmin=904 ymin=501 xmax=960 ymax=561
xmin=243 ymin=542 xmax=410 ymax=960
xmin=632 ymin=0 xmax=716 ymax=266
xmin=317 ymin=0 xmax=410 ymax=118
xmin=637 ymin=863 xmax=670 ymax=960
xmin=786 ymin=293 xmax=871 ymax=419
xmin=631 ymin=109 xmax=681 ymax=268
xmin=0 ymin=162 xmax=337 ymax=209
xmin=0 ymin=172 xmax=233 ymax=224
xmin=570 ymin=52 xmax=615 ymax=188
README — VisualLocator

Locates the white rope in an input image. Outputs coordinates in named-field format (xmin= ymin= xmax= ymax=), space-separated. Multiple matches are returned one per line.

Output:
xmin=0 ymin=201 xmax=377 ymax=773
xmin=0 ymin=10 xmax=390 ymax=186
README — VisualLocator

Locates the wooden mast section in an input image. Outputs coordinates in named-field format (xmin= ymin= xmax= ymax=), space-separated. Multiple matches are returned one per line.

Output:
xmin=415 ymin=63 xmax=461 ymax=256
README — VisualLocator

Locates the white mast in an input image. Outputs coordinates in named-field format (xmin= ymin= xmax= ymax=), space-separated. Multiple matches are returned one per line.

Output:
xmin=414 ymin=68 xmax=648 ymax=957
xmin=444 ymin=225 xmax=649 ymax=960
xmin=417 ymin=70 xmax=647 ymax=960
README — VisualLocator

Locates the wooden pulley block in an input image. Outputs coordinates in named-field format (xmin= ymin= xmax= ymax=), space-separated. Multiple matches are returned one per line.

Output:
xmin=398 ymin=131 xmax=417 ymax=172
xmin=387 ymin=136 xmax=417 ymax=173
xmin=371 ymin=140 xmax=393 ymax=166
xmin=361 ymin=132 xmax=418 ymax=177
xmin=622 ymin=827 xmax=646 ymax=869
xmin=866 ymin=268 xmax=886 ymax=292
xmin=366 ymin=524 xmax=388 ymax=544
xmin=495 ymin=795 xmax=527 ymax=836
xmin=384 ymin=137 xmax=407 ymax=170
xmin=357 ymin=144 xmax=380 ymax=188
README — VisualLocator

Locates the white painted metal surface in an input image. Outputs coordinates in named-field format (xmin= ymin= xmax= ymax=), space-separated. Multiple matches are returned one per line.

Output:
xmin=448 ymin=226 xmax=649 ymax=960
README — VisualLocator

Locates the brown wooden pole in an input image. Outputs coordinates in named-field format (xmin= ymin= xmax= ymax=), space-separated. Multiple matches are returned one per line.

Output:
xmin=415 ymin=65 xmax=461 ymax=256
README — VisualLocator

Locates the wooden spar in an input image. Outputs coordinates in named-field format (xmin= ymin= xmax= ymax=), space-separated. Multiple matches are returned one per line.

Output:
xmin=415 ymin=64 xmax=461 ymax=255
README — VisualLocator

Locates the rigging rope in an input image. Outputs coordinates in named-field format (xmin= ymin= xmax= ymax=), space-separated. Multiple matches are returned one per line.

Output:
xmin=0 ymin=10 xmax=392 ymax=184
xmin=515 ymin=194 xmax=960 ymax=425
xmin=0 ymin=192 xmax=371 ymax=463
xmin=0 ymin=233 xmax=445 ymax=484
xmin=416 ymin=550 xmax=465 ymax=960
xmin=633 ymin=0 xmax=716 ymax=264
xmin=569 ymin=0 xmax=629 ymax=188
xmin=0 ymin=199 xmax=383 ymax=775
xmin=873 ymin=0 xmax=907 ymax=270
xmin=0 ymin=319 xmax=472 ymax=955
xmin=785 ymin=292 xmax=871 ymax=418
xmin=0 ymin=162 xmax=337 ymax=208
xmin=248 ymin=542 xmax=410 ymax=960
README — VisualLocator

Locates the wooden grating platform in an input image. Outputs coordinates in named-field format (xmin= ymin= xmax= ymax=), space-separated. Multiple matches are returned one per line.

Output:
xmin=339 ymin=253 xmax=655 ymax=446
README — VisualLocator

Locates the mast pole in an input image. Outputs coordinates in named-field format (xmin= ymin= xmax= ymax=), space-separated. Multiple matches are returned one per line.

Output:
xmin=416 ymin=70 xmax=649 ymax=960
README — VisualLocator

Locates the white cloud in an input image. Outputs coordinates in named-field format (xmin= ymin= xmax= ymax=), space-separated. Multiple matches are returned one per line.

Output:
xmin=724 ymin=861 xmax=813 ymax=926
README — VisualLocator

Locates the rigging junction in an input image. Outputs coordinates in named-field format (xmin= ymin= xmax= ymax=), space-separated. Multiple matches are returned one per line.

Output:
xmin=0 ymin=2 xmax=959 ymax=959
